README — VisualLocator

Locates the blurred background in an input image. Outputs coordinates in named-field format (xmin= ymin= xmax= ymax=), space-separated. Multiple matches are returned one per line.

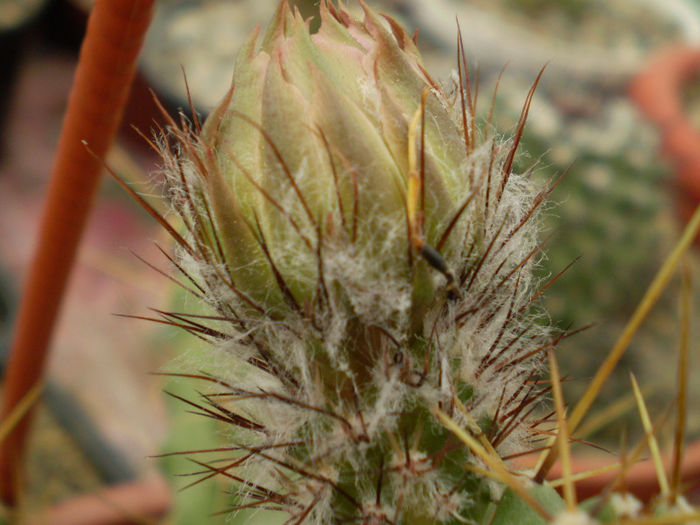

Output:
xmin=2 ymin=0 xmax=700 ymax=522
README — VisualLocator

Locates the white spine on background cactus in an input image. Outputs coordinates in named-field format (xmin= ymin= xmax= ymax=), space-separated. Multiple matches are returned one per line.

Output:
xmin=142 ymin=1 xmax=560 ymax=523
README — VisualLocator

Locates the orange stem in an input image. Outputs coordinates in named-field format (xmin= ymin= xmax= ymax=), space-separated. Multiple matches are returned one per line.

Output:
xmin=0 ymin=0 xmax=155 ymax=504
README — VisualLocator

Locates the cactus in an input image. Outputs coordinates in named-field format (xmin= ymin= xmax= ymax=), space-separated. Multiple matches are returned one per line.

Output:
xmin=112 ymin=1 xmax=700 ymax=523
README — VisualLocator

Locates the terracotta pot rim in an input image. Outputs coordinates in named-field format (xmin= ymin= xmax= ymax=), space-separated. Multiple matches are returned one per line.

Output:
xmin=515 ymin=437 xmax=700 ymax=502
xmin=23 ymin=475 xmax=172 ymax=525
xmin=630 ymin=46 xmax=700 ymax=185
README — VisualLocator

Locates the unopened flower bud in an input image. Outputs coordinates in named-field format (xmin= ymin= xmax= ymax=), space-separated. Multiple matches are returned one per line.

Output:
xmin=151 ymin=1 xmax=553 ymax=522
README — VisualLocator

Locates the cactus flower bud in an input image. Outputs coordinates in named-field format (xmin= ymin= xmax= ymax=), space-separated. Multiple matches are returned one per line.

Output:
xmin=150 ymin=1 xmax=555 ymax=523
xmin=196 ymin=0 xmax=471 ymax=319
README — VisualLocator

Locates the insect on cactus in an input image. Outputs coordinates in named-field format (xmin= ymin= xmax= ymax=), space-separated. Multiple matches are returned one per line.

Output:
xmin=109 ymin=1 xmax=700 ymax=524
